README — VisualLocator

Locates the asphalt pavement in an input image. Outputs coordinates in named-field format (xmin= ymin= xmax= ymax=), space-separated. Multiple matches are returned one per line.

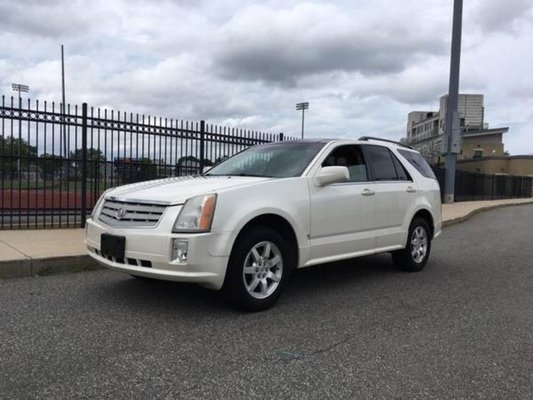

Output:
xmin=1 ymin=204 xmax=533 ymax=399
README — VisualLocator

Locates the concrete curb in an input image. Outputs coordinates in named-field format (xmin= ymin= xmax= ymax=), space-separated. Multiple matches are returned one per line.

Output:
xmin=442 ymin=200 xmax=533 ymax=228
xmin=0 ymin=255 xmax=101 ymax=280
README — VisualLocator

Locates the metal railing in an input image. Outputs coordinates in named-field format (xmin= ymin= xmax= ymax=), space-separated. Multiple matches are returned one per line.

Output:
xmin=432 ymin=166 xmax=533 ymax=201
xmin=0 ymin=95 xmax=290 ymax=229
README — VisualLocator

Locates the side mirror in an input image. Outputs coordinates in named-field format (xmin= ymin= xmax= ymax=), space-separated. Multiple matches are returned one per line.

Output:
xmin=202 ymin=166 xmax=212 ymax=174
xmin=314 ymin=166 xmax=349 ymax=187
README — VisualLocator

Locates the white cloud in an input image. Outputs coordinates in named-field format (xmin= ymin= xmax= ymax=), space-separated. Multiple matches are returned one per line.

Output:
xmin=473 ymin=0 xmax=533 ymax=34
xmin=214 ymin=3 xmax=447 ymax=83
xmin=0 ymin=0 xmax=532 ymax=155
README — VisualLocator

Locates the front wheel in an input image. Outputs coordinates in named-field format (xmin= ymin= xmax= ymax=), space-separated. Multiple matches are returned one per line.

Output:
xmin=392 ymin=217 xmax=432 ymax=272
xmin=223 ymin=226 xmax=292 ymax=311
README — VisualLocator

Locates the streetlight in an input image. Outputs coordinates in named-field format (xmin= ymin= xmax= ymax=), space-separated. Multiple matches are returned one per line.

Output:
xmin=12 ymin=83 xmax=29 ymax=99
xmin=296 ymin=102 xmax=309 ymax=139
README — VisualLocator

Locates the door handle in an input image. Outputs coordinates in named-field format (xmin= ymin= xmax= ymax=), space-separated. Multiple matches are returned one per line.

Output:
xmin=361 ymin=188 xmax=375 ymax=196
xmin=406 ymin=186 xmax=416 ymax=193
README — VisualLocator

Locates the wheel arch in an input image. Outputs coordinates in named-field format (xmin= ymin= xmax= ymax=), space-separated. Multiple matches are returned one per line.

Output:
xmin=412 ymin=208 xmax=435 ymax=238
xmin=229 ymin=213 xmax=300 ymax=268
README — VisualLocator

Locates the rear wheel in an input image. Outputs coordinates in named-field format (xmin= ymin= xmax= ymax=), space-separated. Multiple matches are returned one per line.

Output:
xmin=223 ymin=226 xmax=292 ymax=311
xmin=392 ymin=217 xmax=432 ymax=272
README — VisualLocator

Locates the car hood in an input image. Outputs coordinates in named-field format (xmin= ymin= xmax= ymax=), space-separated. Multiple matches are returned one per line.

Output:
xmin=106 ymin=175 xmax=271 ymax=205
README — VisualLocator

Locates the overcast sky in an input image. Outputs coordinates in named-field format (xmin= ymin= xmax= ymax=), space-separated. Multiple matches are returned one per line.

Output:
xmin=1 ymin=0 xmax=532 ymax=154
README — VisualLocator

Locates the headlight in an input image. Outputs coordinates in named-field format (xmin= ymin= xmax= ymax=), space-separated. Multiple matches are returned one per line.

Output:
xmin=173 ymin=194 xmax=217 ymax=233
xmin=90 ymin=188 xmax=114 ymax=218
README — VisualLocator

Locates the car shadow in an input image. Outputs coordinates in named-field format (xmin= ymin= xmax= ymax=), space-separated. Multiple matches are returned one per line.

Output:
xmin=95 ymin=253 xmax=400 ymax=315
xmin=283 ymin=254 xmax=399 ymax=297
xmin=97 ymin=275 xmax=231 ymax=314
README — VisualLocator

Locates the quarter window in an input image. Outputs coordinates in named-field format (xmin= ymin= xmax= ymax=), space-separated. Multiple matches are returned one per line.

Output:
xmin=397 ymin=149 xmax=437 ymax=179
xmin=391 ymin=153 xmax=410 ymax=181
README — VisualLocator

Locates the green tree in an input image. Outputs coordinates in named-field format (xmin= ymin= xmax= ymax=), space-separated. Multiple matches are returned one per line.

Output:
xmin=39 ymin=153 xmax=65 ymax=179
xmin=69 ymin=148 xmax=106 ymax=179
xmin=0 ymin=137 xmax=37 ymax=178
xmin=138 ymin=158 xmax=158 ymax=181
xmin=115 ymin=157 xmax=158 ymax=183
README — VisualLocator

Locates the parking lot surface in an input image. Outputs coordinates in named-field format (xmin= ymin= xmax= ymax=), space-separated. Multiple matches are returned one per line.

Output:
xmin=1 ymin=204 xmax=533 ymax=399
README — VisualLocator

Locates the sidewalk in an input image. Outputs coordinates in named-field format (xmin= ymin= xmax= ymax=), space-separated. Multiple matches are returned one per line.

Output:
xmin=441 ymin=198 xmax=533 ymax=227
xmin=1 ymin=198 xmax=533 ymax=279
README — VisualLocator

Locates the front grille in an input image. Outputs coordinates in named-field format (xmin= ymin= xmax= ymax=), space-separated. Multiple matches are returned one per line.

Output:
xmin=98 ymin=199 xmax=167 ymax=228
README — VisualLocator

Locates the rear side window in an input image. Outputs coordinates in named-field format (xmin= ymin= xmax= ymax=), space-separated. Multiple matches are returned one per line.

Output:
xmin=397 ymin=149 xmax=436 ymax=179
xmin=364 ymin=145 xmax=398 ymax=181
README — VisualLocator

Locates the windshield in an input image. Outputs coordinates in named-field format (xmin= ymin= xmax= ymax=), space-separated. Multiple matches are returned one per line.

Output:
xmin=205 ymin=142 xmax=325 ymax=178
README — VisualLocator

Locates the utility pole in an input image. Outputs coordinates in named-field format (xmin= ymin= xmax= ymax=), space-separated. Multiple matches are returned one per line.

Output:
xmin=61 ymin=44 xmax=67 ymax=160
xmin=443 ymin=0 xmax=463 ymax=204
xmin=296 ymin=102 xmax=309 ymax=139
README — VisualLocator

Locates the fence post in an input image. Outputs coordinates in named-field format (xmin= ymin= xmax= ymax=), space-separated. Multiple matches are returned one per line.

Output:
xmin=81 ymin=103 xmax=88 ymax=227
xmin=199 ymin=120 xmax=205 ymax=172
xmin=279 ymin=132 xmax=284 ymax=141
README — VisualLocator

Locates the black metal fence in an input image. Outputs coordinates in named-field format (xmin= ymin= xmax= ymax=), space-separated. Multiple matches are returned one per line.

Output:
xmin=432 ymin=167 xmax=533 ymax=202
xmin=0 ymin=95 xmax=290 ymax=229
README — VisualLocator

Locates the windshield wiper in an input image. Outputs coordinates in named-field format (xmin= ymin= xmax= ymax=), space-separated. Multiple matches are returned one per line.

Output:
xmin=205 ymin=173 xmax=276 ymax=178
xmin=236 ymin=173 xmax=276 ymax=178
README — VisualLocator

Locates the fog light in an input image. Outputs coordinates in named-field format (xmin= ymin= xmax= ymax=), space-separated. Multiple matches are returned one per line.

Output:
xmin=171 ymin=239 xmax=189 ymax=263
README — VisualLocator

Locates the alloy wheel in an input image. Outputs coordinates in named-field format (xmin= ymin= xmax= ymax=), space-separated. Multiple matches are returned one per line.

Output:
xmin=242 ymin=241 xmax=283 ymax=299
xmin=410 ymin=226 xmax=428 ymax=263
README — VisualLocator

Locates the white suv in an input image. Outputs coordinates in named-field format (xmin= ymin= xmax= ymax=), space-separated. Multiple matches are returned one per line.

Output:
xmin=86 ymin=137 xmax=441 ymax=310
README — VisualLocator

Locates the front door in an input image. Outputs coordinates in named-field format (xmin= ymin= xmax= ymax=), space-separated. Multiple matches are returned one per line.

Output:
xmin=308 ymin=145 xmax=376 ymax=262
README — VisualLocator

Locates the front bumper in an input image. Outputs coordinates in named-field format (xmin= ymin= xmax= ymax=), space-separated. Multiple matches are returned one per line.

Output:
xmin=85 ymin=217 xmax=229 ymax=290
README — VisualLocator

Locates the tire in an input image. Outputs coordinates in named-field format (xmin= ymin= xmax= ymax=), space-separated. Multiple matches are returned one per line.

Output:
xmin=392 ymin=217 xmax=432 ymax=272
xmin=223 ymin=226 xmax=293 ymax=311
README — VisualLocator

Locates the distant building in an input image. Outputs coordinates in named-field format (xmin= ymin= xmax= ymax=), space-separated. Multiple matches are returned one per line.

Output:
xmin=175 ymin=156 xmax=201 ymax=176
xmin=457 ymin=156 xmax=533 ymax=177
xmin=404 ymin=94 xmax=508 ymax=163
xmin=175 ymin=156 xmax=214 ymax=176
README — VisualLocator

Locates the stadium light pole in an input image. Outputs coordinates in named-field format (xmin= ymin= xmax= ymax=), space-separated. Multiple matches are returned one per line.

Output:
xmin=296 ymin=102 xmax=309 ymax=139
xmin=443 ymin=0 xmax=463 ymax=204
xmin=12 ymin=83 xmax=29 ymax=99
xmin=12 ymin=83 xmax=29 ymax=174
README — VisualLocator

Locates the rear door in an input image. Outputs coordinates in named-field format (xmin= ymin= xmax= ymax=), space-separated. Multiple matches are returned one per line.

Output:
xmin=363 ymin=145 xmax=415 ymax=249
xmin=308 ymin=144 xmax=376 ymax=262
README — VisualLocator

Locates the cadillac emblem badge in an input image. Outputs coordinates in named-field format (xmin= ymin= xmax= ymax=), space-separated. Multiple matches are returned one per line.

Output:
xmin=116 ymin=208 xmax=127 ymax=220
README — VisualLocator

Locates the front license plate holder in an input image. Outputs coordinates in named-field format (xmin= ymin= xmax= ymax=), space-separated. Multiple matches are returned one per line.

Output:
xmin=100 ymin=234 xmax=126 ymax=259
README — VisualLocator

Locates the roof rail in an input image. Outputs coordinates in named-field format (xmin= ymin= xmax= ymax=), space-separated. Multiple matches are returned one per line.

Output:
xmin=358 ymin=136 xmax=413 ymax=149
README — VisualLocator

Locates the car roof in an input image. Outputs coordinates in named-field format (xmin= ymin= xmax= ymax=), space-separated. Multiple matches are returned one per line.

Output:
xmin=278 ymin=138 xmax=415 ymax=151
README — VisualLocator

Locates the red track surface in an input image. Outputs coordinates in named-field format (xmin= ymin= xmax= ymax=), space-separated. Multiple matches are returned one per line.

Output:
xmin=1 ymin=190 xmax=98 ymax=209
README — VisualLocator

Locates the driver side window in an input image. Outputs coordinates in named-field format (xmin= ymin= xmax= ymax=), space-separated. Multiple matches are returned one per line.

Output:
xmin=322 ymin=145 xmax=369 ymax=182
